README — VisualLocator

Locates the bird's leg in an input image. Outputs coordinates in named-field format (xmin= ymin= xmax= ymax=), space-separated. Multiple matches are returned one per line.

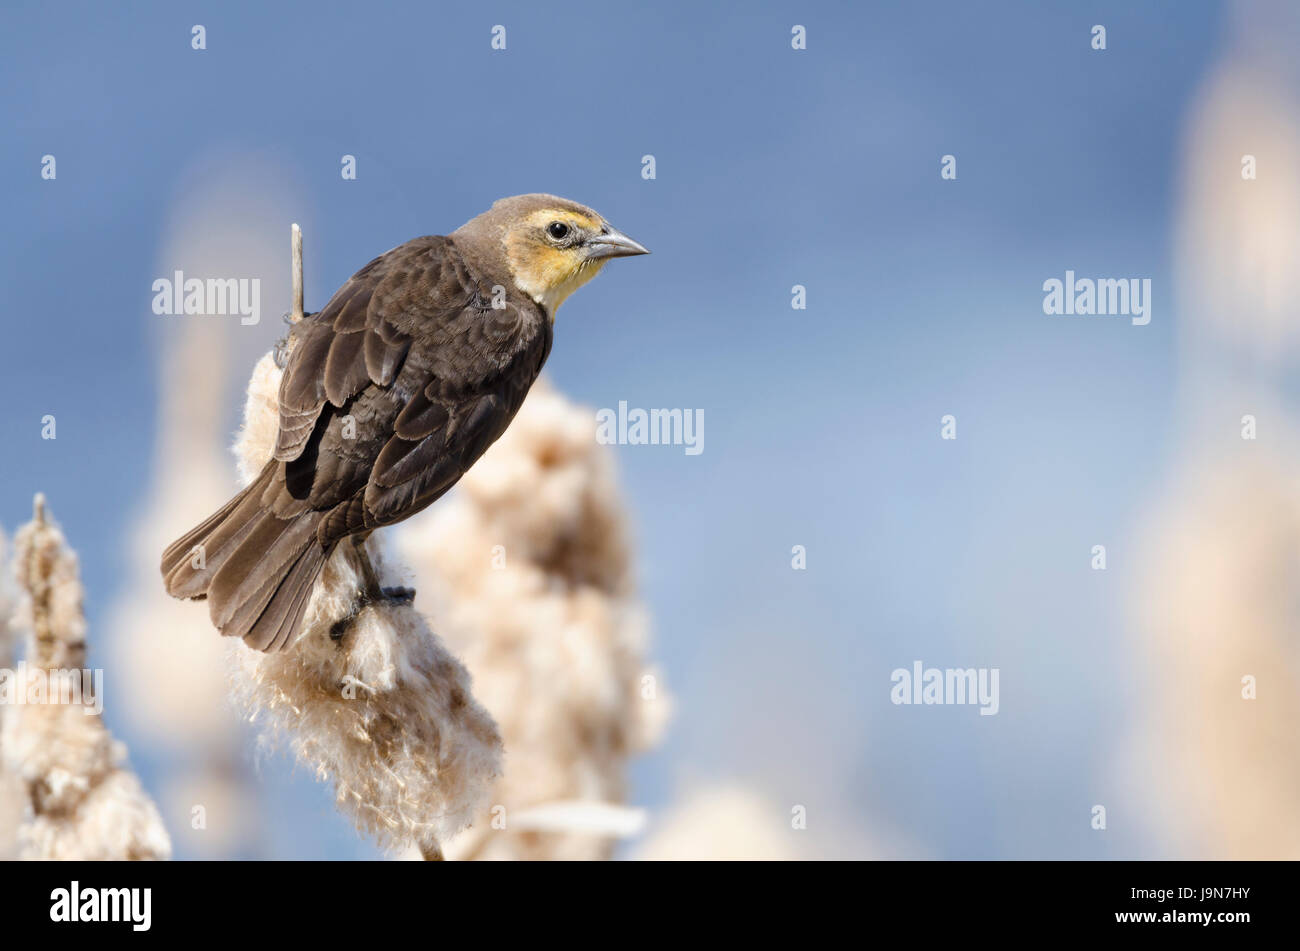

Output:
xmin=331 ymin=536 xmax=388 ymax=643
xmin=351 ymin=535 xmax=416 ymax=606
xmin=352 ymin=535 xmax=385 ymax=603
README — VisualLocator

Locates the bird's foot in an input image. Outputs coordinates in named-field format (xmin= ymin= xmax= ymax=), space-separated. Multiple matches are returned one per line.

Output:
xmin=380 ymin=585 xmax=416 ymax=604
xmin=273 ymin=325 xmax=293 ymax=368
xmin=328 ymin=614 xmax=353 ymax=642
xmin=328 ymin=539 xmax=414 ymax=642
xmin=328 ymin=586 xmax=417 ymax=641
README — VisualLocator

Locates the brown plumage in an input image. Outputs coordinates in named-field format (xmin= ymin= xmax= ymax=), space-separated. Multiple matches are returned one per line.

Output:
xmin=161 ymin=194 xmax=648 ymax=651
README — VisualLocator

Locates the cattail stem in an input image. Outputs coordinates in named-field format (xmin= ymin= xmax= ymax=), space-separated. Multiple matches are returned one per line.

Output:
xmin=25 ymin=493 xmax=79 ymax=669
xmin=290 ymin=223 xmax=304 ymax=323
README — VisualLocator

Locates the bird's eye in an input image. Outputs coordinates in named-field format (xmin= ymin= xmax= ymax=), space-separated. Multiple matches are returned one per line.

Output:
xmin=547 ymin=221 xmax=570 ymax=240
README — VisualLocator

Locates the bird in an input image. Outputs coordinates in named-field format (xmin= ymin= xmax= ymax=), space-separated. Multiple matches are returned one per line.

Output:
xmin=161 ymin=194 xmax=649 ymax=652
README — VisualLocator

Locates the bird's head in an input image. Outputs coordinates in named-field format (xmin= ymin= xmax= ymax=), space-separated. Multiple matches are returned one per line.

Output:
xmin=453 ymin=194 xmax=649 ymax=315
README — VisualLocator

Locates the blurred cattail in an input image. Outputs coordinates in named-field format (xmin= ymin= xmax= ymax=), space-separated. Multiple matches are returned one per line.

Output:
xmin=105 ymin=328 xmax=258 ymax=856
xmin=1125 ymin=1 xmax=1300 ymax=859
xmin=0 ymin=497 xmax=171 ymax=860
xmin=105 ymin=174 xmax=299 ymax=858
xmin=1130 ymin=459 xmax=1300 ymax=858
xmin=229 ymin=354 xmax=502 ymax=859
xmin=395 ymin=378 xmax=670 ymax=860
xmin=0 ymin=528 xmax=24 ymax=858
xmin=0 ymin=530 xmax=14 ymax=670
xmin=636 ymin=786 xmax=798 ymax=861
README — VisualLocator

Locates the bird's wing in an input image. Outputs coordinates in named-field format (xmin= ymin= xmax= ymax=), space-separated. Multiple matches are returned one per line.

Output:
xmin=361 ymin=379 xmax=516 ymax=523
xmin=270 ymin=235 xmax=548 ymax=543
xmin=312 ymin=310 xmax=544 ymax=541
xmin=339 ymin=289 xmax=544 ymax=536
xmin=274 ymin=247 xmax=419 ymax=463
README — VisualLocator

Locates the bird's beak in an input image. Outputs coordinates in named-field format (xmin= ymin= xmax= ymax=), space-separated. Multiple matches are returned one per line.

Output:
xmin=586 ymin=226 xmax=650 ymax=259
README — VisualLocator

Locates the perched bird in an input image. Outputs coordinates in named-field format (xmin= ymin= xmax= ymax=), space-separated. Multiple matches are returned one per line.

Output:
xmin=161 ymin=194 xmax=648 ymax=652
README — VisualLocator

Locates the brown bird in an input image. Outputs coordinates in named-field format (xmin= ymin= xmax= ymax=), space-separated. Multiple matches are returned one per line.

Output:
xmin=161 ymin=194 xmax=648 ymax=652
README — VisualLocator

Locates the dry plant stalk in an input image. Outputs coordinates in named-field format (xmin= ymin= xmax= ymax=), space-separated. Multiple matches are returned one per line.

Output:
xmin=396 ymin=379 xmax=670 ymax=861
xmin=228 ymin=350 xmax=502 ymax=859
xmin=0 ymin=496 xmax=171 ymax=860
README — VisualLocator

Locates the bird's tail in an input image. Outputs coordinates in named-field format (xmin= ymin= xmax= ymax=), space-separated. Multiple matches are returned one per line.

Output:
xmin=161 ymin=462 xmax=331 ymax=652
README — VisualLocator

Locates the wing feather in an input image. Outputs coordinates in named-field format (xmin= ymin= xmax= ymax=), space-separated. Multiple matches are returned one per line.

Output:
xmin=261 ymin=234 xmax=549 ymax=545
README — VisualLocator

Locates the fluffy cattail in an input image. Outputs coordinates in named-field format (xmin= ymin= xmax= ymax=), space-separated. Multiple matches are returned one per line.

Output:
xmin=229 ymin=354 xmax=502 ymax=858
xmin=0 ymin=529 xmax=24 ymax=858
xmin=0 ymin=497 xmax=171 ymax=860
xmin=395 ymin=378 xmax=670 ymax=860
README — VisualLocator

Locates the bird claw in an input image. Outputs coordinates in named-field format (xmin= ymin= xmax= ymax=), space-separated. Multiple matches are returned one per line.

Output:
xmin=327 ymin=586 xmax=417 ymax=642
xmin=380 ymin=586 xmax=416 ymax=604
xmin=273 ymin=312 xmax=314 ymax=368
xmin=273 ymin=329 xmax=292 ymax=369
xmin=328 ymin=615 xmax=352 ymax=642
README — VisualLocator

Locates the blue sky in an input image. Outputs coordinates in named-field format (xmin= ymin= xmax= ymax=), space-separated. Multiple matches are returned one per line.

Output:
xmin=1 ymin=1 xmax=1235 ymax=858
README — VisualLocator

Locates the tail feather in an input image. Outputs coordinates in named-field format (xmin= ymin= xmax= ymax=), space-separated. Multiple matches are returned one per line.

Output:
xmin=249 ymin=543 xmax=328 ymax=652
xmin=210 ymin=512 xmax=324 ymax=637
xmin=209 ymin=499 xmax=316 ymax=627
xmin=160 ymin=462 xmax=330 ymax=652
xmin=161 ymin=482 xmax=252 ymax=597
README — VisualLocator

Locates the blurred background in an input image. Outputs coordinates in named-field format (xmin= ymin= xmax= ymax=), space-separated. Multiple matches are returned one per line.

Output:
xmin=1 ymin=0 xmax=1298 ymax=859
